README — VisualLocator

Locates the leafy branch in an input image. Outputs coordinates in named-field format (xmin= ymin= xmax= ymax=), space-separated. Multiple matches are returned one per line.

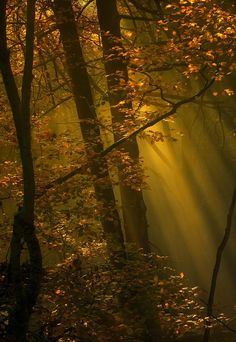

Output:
xmin=101 ymin=77 xmax=214 ymax=155
xmin=39 ymin=76 xmax=214 ymax=196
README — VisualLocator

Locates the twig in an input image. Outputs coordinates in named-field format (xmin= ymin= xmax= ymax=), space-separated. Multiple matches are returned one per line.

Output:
xmin=203 ymin=186 xmax=236 ymax=342
xmin=39 ymin=95 xmax=72 ymax=117
xmin=0 ymin=195 xmax=11 ymax=201
xmin=119 ymin=14 xmax=160 ymax=21
xmin=128 ymin=0 xmax=162 ymax=16
xmin=78 ymin=0 xmax=94 ymax=17
xmin=199 ymin=297 xmax=236 ymax=334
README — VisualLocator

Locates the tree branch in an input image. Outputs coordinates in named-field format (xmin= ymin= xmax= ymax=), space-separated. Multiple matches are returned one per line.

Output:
xmin=101 ymin=77 xmax=214 ymax=155
xmin=127 ymin=0 xmax=162 ymax=17
xmin=39 ymin=95 xmax=72 ymax=117
xmin=0 ymin=0 xmax=22 ymax=139
xmin=40 ymin=77 xmax=214 ymax=195
xmin=21 ymin=0 xmax=36 ymax=119
xmin=120 ymin=14 xmax=160 ymax=21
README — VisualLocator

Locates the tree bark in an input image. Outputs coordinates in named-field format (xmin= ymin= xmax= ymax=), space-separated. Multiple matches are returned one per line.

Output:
xmin=0 ymin=1 xmax=42 ymax=340
xmin=52 ymin=0 xmax=125 ymax=259
xmin=96 ymin=0 xmax=150 ymax=252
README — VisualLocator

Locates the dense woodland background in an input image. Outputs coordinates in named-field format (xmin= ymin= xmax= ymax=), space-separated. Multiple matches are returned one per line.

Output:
xmin=0 ymin=0 xmax=236 ymax=341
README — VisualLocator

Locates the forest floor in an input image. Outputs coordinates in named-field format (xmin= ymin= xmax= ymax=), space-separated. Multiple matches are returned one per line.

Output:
xmin=179 ymin=328 xmax=236 ymax=342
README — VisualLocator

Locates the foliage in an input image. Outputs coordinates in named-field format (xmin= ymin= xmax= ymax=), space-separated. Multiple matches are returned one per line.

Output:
xmin=33 ymin=246 xmax=206 ymax=341
xmin=0 ymin=0 xmax=235 ymax=340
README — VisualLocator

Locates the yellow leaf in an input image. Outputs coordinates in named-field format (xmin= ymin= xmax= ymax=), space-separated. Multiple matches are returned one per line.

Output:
xmin=55 ymin=289 xmax=64 ymax=295
xmin=224 ymin=88 xmax=234 ymax=96
xmin=153 ymin=275 xmax=159 ymax=285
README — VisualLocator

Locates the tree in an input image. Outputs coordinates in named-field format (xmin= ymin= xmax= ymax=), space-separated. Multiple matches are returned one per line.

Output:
xmin=52 ymin=0 xmax=125 ymax=260
xmin=96 ymin=0 xmax=151 ymax=252
xmin=0 ymin=0 xmax=42 ymax=340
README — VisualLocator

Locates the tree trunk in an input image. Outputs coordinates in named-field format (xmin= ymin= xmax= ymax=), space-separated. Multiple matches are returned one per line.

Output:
xmin=0 ymin=1 xmax=42 ymax=340
xmin=96 ymin=0 xmax=150 ymax=252
xmin=96 ymin=1 xmax=164 ymax=340
xmin=52 ymin=0 xmax=125 ymax=259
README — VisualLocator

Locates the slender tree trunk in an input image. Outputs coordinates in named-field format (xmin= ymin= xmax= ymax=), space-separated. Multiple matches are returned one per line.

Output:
xmin=96 ymin=0 xmax=150 ymax=252
xmin=203 ymin=186 xmax=236 ymax=342
xmin=0 ymin=1 xmax=42 ymax=340
xmin=52 ymin=0 xmax=125 ymax=259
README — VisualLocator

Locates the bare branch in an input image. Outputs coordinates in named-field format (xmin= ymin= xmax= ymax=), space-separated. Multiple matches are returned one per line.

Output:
xmin=120 ymin=14 xmax=160 ymax=21
xmin=39 ymin=95 xmax=72 ymax=117
xmin=159 ymin=87 xmax=175 ymax=106
xmin=0 ymin=195 xmax=11 ymax=201
xmin=78 ymin=0 xmax=94 ymax=17
xmin=127 ymin=0 xmax=162 ymax=17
